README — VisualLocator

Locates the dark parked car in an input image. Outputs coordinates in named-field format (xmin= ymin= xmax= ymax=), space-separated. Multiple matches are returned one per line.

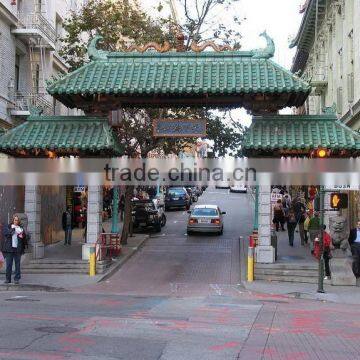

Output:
xmin=132 ymin=199 xmax=166 ymax=232
xmin=165 ymin=187 xmax=191 ymax=211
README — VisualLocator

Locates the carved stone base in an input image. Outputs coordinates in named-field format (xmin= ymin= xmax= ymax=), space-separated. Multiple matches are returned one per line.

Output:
xmin=256 ymin=246 xmax=275 ymax=264
xmin=32 ymin=242 xmax=44 ymax=259
xmin=330 ymin=249 xmax=356 ymax=286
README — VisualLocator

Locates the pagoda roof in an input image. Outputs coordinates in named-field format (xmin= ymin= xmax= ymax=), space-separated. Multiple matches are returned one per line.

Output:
xmin=47 ymin=35 xmax=310 ymax=113
xmin=0 ymin=114 xmax=123 ymax=157
xmin=243 ymin=114 xmax=360 ymax=157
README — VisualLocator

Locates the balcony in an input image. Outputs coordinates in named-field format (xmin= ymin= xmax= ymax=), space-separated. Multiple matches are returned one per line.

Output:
xmin=12 ymin=12 xmax=56 ymax=49
xmin=10 ymin=93 xmax=53 ymax=116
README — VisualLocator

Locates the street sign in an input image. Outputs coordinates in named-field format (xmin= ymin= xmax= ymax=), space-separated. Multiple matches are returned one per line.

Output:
xmin=153 ymin=119 xmax=206 ymax=138
xmin=330 ymin=193 xmax=348 ymax=209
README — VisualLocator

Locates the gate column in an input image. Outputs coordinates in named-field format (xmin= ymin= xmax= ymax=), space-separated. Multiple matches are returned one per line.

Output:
xmin=83 ymin=186 xmax=103 ymax=260
xmin=25 ymin=185 xmax=44 ymax=259
xmin=256 ymin=185 xmax=275 ymax=263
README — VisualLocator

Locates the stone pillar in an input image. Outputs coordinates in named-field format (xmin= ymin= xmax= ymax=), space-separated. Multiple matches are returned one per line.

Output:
xmin=83 ymin=186 xmax=102 ymax=260
xmin=24 ymin=186 xmax=44 ymax=259
xmin=256 ymin=185 xmax=275 ymax=263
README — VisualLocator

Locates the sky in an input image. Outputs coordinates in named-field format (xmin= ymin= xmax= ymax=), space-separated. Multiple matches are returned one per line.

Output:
xmin=141 ymin=0 xmax=305 ymax=127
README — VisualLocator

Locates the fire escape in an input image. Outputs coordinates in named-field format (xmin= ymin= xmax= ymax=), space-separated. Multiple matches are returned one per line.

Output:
xmin=10 ymin=0 xmax=55 ymax=116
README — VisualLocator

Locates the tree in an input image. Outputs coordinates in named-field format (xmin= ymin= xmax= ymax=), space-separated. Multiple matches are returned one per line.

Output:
xmin=60 ymin=0 xmax=246 ymax=244
xmin=60 ymin=0 xmax=169 ymax=71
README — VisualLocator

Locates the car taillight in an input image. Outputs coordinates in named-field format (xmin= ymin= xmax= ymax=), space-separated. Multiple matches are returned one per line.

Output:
xmin=211 ymin=219 xmax=221 ymax=225
xmin=189 ymin=218 xmax=198 ymax=224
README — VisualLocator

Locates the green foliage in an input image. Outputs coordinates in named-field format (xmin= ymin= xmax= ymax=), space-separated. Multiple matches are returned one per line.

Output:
xmin=60 ymin=0 xmax=169 ymax=70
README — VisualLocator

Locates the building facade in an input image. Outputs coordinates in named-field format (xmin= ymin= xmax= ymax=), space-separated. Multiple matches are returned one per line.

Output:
xmin=0 ymin=0 xmax=83 ymax=129
xmin=0 ymin=0 xmax=84 ymax=244
xmin=291 ymin=0 xmax=360 ymax=130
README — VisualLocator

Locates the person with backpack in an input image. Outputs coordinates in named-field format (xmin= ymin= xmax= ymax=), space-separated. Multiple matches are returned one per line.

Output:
xmin=273 ymin=199 xmax=285 ymax=231
xmin=286 ymin=208 xmax=297 ymax=247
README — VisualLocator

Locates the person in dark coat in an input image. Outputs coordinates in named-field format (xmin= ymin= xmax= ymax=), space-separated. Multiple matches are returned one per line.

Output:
xmin=62 ymin=207 xmax=73 ymax=245
xmin=349 ymin=221 xmax=360 ymax=278
xmin=1 ymin=215 xmax=27 ymax=284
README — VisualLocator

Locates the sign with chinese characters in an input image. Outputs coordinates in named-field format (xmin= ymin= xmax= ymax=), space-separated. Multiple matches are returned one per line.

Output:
xmin=153 ymin=119 xmax=207 ymax=138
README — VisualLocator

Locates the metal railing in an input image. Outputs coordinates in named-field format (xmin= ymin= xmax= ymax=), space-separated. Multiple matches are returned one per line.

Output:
xmin=13 ymin=93 xmax=53 ymax=115
xmin=17 ymin=12 xmax=56 ymax=44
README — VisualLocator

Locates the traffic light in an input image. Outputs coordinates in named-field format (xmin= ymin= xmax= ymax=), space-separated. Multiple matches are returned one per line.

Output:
xmin=330 ymin=193 xmax=348 ymax=209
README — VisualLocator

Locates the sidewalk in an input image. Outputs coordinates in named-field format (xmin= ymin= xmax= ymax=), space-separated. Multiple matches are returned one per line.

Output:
xmin=0 ymin=233 xmax=149 ymax=291
xmin=246 ymin=227 xmax=360 ymax=305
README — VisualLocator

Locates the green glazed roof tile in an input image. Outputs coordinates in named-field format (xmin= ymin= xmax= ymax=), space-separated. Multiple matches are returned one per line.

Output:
xmin=0 ymin=115 xmax=123 ymax=157
xmin=243 ymin=115 xmax=360 ymax=156
xmin=47 ymin=52 xmax=310 ymax=97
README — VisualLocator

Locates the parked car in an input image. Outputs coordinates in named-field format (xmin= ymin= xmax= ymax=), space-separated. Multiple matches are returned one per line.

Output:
xmin=230 ymin=185 xmax=247 ymax=193
xmin=165 ymin=187 xmax=191 ymax=211
xmin=132 ymin=199 xmax=166 ymax=232
xmin=215 ymin=181 xmax=230 ymax=189
xmin=187 ymin=204 xmax=226 ymax=235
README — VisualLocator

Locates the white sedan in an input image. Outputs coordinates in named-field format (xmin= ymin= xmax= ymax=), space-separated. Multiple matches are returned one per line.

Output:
xmin=187 ymin=204 xmax=226 ymax=235
xmin=230 ymin=185 xmax=247 ymax=193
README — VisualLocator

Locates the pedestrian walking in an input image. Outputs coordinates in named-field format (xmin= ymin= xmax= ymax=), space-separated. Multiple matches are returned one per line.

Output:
xmin=286 ymin=208 xmax=297 ymax=246
xmin=322 ymin=225 xmax=333 ymax=280
xmin=348 ymin=220 xmax=360 ymax=278
xmin=119 ymin=195 xmax=125 ymax=222
xmin=303 ymin=210 xmax=311 ymax=245
xmin=293 ymin=197 xmax=306 ymax=245
xmin=282 ymin=194 xmax=291 ymax=217
xmin=1 ymin=215 xmax=28 ymax=284
xmin=272 ymin=199 xmax=285 ymax=231
xmin=308 ymin=211 xmax=321 ymax=253
xmin=62 ymin=207 xmax=73 ymax=245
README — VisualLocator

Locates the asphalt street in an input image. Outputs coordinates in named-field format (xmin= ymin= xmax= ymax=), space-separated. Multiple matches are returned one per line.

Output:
xmin=0 ymin=188 xmax=359 ymax=359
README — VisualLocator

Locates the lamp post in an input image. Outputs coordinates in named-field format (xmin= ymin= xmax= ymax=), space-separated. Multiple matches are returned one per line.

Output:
xmin=111 ymin=186 xmax=119 ymax=233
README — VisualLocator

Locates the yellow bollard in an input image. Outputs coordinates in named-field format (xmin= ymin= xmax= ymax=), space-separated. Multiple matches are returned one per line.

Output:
xmin=89 ymin=246 xmax=96 ymax=276
xmin=247 ymin=246 xmax=254 ymax=282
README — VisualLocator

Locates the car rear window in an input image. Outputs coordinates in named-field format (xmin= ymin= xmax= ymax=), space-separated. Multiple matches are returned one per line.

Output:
xmin=192 ymin=208 xmax=218 ymax=216
xmin=168 ymin=189 xmax=186 ymax=196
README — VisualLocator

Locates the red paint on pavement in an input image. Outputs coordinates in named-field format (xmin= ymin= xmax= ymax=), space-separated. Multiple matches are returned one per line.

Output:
xmin=209 ymin=341 xmax=241 ymax=351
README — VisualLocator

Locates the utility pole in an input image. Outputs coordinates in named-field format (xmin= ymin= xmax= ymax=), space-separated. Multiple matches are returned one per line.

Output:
xmin=317 ymin=185 xmax=325 ymax=293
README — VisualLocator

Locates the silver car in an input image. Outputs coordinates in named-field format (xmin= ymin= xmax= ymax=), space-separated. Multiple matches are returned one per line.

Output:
xmin=187 ymin=205 xmax=226 ymax=235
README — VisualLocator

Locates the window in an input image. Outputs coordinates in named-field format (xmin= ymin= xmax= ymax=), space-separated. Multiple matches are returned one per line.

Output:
xmin=192 ymin=208 xmax=218 ymax=216
xmin=17 ymin=0 xmax=22 ymax=13
xmin=15 ymin=54 xmax=20 ymax=92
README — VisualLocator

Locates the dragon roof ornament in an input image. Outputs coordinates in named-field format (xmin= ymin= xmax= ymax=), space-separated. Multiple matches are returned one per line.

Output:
xmin=88 ymin=35 xmax=109 ymax=60
xmin=87 ymin=32 xmax=274 ymax=58
xmin=251 ymin=31 xmax=275 ymax=59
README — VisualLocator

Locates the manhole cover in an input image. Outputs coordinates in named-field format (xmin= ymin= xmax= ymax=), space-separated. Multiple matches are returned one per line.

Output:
xmin=5 ymin=296 xmax=39 ymax=302
xmin=35 ymin=326 xmax=77 ymax=334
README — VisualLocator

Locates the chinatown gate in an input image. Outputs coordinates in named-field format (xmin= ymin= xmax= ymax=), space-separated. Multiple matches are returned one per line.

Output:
xmin=0 ymin=34 xmax=359 ymax=264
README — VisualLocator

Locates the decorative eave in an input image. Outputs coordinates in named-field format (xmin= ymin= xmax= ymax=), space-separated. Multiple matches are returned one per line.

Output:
xmin=0 ymin=114 xmax=123 ymax=158
xmin=242 ymin=114 xmax=360 ymax=158
xmin=47 ymin=34 xmax=310 ymax=113
xmin=290 ymin=0 xmax=327 ymax=74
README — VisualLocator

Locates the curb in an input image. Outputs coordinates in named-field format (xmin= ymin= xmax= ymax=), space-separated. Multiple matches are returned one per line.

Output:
xmin=0 ymin=284 xmax=66 ymax=292
xmin=98 ymin=234 xmax=150 ymax=283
